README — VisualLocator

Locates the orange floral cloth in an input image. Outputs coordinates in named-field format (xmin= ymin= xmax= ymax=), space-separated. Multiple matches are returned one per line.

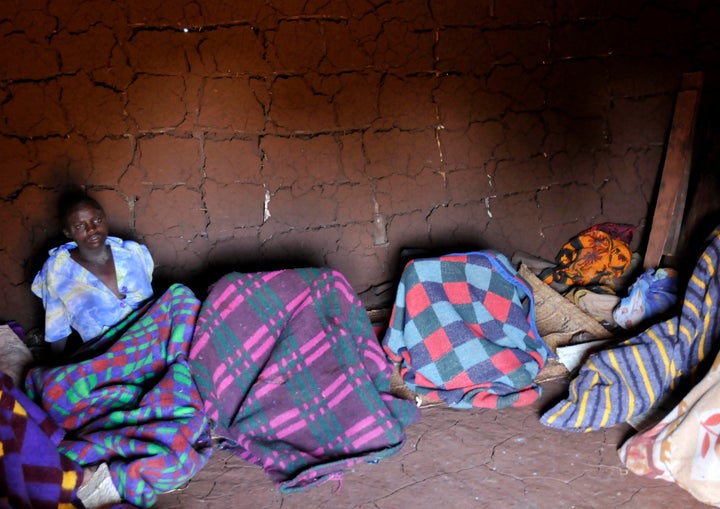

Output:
xmin=540 ymin=225 xmax=633 ymax=290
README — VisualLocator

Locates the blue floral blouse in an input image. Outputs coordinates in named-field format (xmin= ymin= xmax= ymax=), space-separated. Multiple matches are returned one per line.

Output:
xmin=32 ymin=236 xmax=154 ymax=343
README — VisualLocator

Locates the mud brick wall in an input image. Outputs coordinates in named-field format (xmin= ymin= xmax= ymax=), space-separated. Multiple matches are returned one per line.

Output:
xmin=1 ymin=0 xmax=720 ymax=330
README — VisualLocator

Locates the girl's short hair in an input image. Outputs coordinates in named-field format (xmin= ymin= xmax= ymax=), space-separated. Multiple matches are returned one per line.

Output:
xmin=58 ymin=190 xmax=104 ymax=228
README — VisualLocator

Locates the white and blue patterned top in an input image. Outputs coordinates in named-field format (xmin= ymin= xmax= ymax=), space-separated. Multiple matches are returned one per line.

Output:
xmin=32 ymin=236 xmax=154 ymax=343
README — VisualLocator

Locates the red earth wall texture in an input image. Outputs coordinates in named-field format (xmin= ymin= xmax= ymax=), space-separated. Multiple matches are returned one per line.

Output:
xmin=1 ymin=0 xmax=720 ymax=330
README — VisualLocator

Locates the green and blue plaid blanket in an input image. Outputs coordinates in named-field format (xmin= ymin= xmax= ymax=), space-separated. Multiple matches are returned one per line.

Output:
xmin=24 ymin=284 xmax=213 ymax=507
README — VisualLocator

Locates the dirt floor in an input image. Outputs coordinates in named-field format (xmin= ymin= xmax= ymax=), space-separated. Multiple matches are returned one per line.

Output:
xmin=155 ymin=381 xmax=709 ymax=509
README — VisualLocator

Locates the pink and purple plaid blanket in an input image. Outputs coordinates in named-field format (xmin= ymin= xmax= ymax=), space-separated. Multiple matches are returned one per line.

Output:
xmin=189 ymin=268 xmax=419 ymax=492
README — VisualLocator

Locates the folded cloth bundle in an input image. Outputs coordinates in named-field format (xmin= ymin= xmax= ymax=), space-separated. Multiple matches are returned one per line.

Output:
xmin=0 ymin=324 xmax=34 ymax=386
xmin=619 ymin=343 xmax=720 ymax=506
xmin=565 ymin=287 xmax=620 ymax=325
xmin=618 ymin=344 xmax=720 ymax=507
xmin=613 ymin=267 xmax=679 ymax=330
xmin=540 ymin=223 xmax=635 ymax=293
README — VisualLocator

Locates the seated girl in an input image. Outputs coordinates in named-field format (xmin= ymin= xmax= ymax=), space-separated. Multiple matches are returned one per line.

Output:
xmin=26 ymin=190 xmax=212 ymax=507
xmin=31 ymin=191 xmax=154 ymax=354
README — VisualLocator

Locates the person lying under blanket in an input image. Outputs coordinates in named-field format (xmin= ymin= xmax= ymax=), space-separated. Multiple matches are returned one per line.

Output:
xmin=381 ymin=250 xmax=553 ymax=409
xmin=188 ymin=267 xmax=420 ymax=492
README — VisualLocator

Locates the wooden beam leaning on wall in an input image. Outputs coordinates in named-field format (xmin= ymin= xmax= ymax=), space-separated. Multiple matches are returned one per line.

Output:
xmin=644 ymin=71 xmax=704 ymax=270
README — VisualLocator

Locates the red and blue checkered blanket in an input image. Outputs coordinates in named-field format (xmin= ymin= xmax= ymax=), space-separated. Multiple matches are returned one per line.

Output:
xmin=189 ymin=268 xmax=420 ymax=492
xmin=382 ymin=251 xmax=550 ymax=409
xmin=24 ymin=284 xmax=213 ymax=507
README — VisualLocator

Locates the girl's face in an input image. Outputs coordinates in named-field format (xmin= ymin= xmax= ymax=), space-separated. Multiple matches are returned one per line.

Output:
xmin=63 ymin=203 xmax=109 ymax=251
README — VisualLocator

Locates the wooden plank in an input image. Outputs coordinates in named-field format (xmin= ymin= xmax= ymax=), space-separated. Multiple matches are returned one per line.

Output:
xmin=643 ymin=71 xmax=704 ymax=269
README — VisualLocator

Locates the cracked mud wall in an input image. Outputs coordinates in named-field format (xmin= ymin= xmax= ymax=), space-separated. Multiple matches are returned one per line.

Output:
xmin=1 ymin=0 xmax=719 ymax=330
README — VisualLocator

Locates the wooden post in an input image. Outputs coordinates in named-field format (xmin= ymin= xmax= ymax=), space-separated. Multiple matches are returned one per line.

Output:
xmin=643 ymin=71 xmax=704 ymax=269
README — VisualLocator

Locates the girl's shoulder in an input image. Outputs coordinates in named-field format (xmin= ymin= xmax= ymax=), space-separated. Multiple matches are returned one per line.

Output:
xmin=108 ymin=237 xmax=153 ymax=265
xmin=108 ymin=236 xmax=146 ymax=252
xmin=36 ymin=242 xmax=79 ymax=286
xmin=44 ymin=241 xmax=76 ymax=267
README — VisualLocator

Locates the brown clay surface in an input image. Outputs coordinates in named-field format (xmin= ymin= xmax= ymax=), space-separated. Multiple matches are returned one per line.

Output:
xmin=157 ymin=381 xmax=708 ymax=509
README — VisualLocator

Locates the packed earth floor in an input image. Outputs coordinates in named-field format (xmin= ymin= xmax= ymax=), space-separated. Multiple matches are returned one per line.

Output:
xmin=155 ymin=381 xmax=708 ymax=509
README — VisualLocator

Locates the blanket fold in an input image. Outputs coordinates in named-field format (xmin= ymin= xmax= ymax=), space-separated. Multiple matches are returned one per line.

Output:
xmin=189 ymin=268 xmax=419 ymax=492
xmin=24 ymin=284 xmax=213 ymax=508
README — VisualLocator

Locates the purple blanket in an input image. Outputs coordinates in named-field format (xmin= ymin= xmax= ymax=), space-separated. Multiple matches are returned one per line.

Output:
xmin=0 ymin=371 xmax=84 ymax=508
xmin=189 ymin=268 xmax=419 ymax=492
